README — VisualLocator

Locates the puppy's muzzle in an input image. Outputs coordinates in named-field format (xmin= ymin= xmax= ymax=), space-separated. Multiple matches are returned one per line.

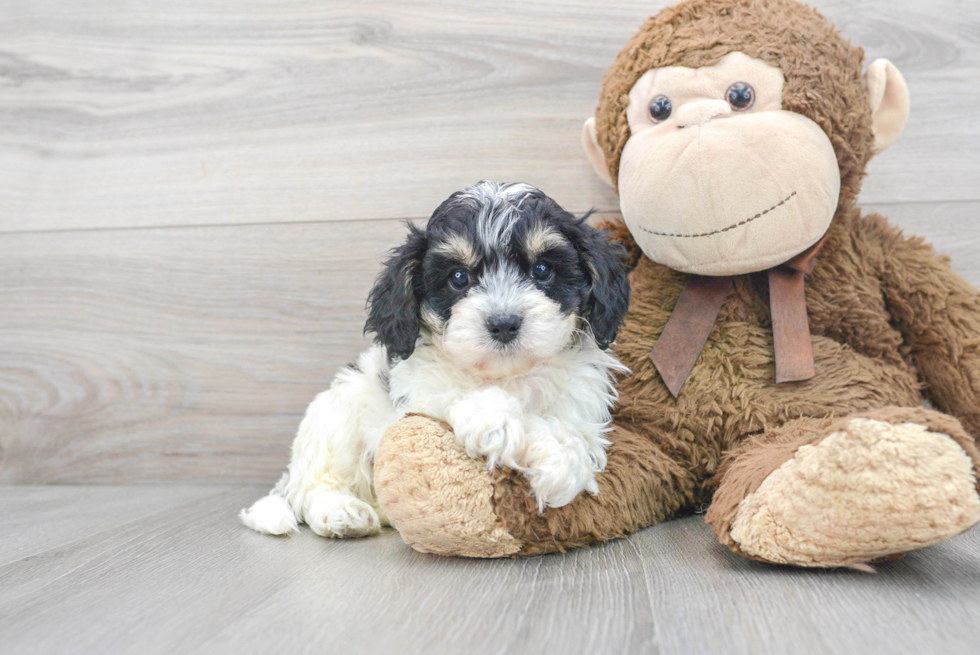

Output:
xmin=487 ymin=314 xmax=522 ymax=344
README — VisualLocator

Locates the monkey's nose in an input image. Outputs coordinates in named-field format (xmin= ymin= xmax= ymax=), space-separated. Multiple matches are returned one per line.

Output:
xmin=487 ymin=314 xmax=522 ymax=344
xmin=674 ymin=100 xmax=731 ymax=128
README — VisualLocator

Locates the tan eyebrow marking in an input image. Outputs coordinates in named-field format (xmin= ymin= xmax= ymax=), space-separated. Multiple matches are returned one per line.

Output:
xmin=639 ymin=191 xmax=796 ymax=238
xmin=431 ymin=234 xmax=478 ymax=267
xmin=525 ymin=225 xmax=568 ymax=257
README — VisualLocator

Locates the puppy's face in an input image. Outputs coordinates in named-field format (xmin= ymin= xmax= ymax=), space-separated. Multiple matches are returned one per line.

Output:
xmin=366 ymin=182 xmax=630 ymax=378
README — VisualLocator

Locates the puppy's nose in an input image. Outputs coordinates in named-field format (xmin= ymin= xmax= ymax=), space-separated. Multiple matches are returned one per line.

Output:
xmin=487 ymin=314 xmax=522 ymax=344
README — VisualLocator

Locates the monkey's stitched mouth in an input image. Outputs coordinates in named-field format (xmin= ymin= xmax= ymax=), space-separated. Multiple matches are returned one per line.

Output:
xmin=639 ymin=191 xmax=797 ymax=238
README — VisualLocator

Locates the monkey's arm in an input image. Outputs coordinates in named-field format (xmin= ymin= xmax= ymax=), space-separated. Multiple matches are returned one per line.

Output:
xmin=863 ymin=213 xmax=980 ymax=436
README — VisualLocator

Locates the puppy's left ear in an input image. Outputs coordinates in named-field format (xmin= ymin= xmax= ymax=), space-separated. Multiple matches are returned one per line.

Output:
xmin=365 ymin=223 xmax=428 ymax=360
xmin=573 ymin=216 xmax=631 ymax=349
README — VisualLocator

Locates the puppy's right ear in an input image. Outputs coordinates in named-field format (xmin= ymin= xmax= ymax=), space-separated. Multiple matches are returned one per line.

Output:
xmin=365 ymin=223 xmax=428 ymax=360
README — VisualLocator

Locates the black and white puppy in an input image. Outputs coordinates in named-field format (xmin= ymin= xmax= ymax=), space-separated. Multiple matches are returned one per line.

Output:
xmin=241 ymin=181 xmax=631 ymax=538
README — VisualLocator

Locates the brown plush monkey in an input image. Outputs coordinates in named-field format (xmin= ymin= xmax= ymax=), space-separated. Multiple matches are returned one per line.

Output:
xmin=372 ymin=0 xmax=980 ymax=566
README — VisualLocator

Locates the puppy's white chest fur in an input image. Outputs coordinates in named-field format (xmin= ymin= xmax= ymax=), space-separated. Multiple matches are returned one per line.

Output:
xmin=392 ymin=342 xmax=626 ymax=510
xmin=392 ymin=342 xmax=616 ymax=424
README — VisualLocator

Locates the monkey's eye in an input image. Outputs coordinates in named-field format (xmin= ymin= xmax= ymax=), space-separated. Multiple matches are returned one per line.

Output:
xmin=449 ymin=270 xmax=470 ymax=290
xmin=648 ymin=95 xmax=673 ymax=122
xmin=726 ymin=82 xmax=755 ymax=110
xmin=532 ymin=262 xmax=554 ymax=283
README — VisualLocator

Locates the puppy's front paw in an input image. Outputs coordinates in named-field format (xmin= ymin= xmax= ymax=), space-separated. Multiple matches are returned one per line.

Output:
xmin=524 ymin=432 xmax=598 ymax=512
xmin=448 ymin=389 xmax=525 ymax=470
xmin=307 ymin=491 xmax=381 ymax=538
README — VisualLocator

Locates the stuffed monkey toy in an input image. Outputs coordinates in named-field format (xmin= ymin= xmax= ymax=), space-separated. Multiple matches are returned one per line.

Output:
xmin=372 ymin=0 xmax=980 ymax=567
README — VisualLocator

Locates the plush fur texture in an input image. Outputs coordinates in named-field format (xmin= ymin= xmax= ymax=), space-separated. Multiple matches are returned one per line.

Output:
xmin=240 ymin=182 xmax=631 ymax=537
xmin=372 ymin=0 xmax=980 ymax=565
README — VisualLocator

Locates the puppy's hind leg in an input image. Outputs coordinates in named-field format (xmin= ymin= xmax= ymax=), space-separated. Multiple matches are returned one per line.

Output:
xmin=305 ymin=488 xmax=383 ymax=538
xmin=241 ymin=476 xmax=384 ymax=538
xmin=239 ymin=473 xmax=299 ymax=536
xmin=287 ymin=346 xmax=398 ymax=538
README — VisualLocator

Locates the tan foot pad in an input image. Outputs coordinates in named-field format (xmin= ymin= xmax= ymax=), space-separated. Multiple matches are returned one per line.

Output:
xmin=730 ymin=419 xmax=980 ymax=567
xmin=374 ymin=415 xmax=521 ymax=558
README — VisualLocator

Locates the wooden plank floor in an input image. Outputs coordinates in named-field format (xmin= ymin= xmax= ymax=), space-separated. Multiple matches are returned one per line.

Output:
xmin=1 ymin=486 xmax=978 ymax=655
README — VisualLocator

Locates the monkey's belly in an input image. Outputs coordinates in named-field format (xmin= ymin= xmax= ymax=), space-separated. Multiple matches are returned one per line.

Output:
xmin=614 ymin=324 xmax=923 ymax=475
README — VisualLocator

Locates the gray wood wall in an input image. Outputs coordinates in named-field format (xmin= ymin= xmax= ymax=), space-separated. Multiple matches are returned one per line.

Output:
xmin=2 ymin=0 xmax=978 ymax=484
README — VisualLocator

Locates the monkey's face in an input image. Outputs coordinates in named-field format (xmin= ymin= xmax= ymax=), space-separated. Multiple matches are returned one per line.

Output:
xmin=582 ymin=1 xmax=911 ymax=277
xmin=607 ymin=52 xmax=842 ymax=276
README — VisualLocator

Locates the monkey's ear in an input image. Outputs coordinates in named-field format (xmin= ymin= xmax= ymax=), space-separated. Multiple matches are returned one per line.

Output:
xmin=865 ymin=59 xmax=910 ymax=155
xmin=581 ymin=118 xmax=615 ymax=188
xmin=364 ymin=224 xmax=427 ymax=360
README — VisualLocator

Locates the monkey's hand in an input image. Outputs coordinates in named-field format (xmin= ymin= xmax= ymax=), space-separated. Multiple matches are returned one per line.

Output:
xmin=868 ymin=215 xmax=980 ymax=437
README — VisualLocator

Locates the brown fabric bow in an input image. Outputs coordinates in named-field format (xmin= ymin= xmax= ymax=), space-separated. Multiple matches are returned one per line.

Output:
xmin=649 ymin=235 xmax=828 ymax=397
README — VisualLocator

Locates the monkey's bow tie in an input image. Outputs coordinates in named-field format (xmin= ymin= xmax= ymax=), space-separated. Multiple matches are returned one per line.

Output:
xmin=649 ymin=235 xmax=828 ymax=397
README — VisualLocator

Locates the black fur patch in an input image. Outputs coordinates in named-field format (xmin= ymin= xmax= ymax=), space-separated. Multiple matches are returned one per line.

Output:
xmin=364 ymin=223 xmax=428 ymax=360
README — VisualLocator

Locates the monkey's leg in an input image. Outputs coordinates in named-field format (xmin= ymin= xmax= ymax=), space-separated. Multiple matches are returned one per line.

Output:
xmin=706 ymin=407 xmax=980 ymax=568
xmin=374 ymin=415 xmax=698 ymax=557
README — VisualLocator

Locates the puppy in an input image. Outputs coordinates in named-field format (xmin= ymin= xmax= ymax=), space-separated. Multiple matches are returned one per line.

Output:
xmin=240 ymin=181 xmax=631 ymax=538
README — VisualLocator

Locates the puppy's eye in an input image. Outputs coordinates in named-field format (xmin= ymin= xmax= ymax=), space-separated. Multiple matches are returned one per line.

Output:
xmin=532 ymin=262 xmax=554 ymax=282
xmin=649 ymin=95 xmax=672 ymax=122
xmin=449 ymin=270 xmax=470 ymax=290
xmin=726 ymin=82 xmax=755 ymax=110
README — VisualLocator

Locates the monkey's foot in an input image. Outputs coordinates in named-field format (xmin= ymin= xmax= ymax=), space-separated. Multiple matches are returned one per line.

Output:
xmin=729 ymin=417 xmax=980 ymax=567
